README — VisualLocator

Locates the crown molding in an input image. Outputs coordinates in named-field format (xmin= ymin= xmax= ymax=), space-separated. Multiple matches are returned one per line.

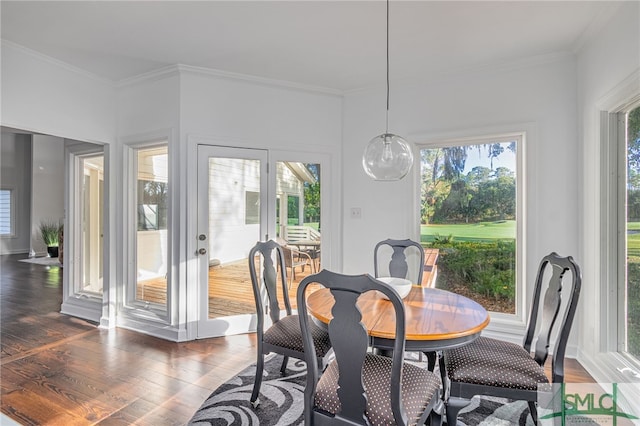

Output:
xmin=174 ymin=64 xmax=343 ymax=97
xmin=115 ymin=65 xmax=182 ymax=89
xmin=345 ymin=50 xmax=575 ymax=96
xmin=1 ymin=39 xmax=113 ymax=86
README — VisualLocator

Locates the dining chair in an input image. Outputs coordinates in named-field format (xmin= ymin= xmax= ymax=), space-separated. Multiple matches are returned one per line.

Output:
xmin=247 ymin=240 xmax=332 ymax=408
xmin=374 ymin=238 xmax=425 ymax=285
xmin=374 ymin=238 xmax=430 ymax=365
xmin=443 ymin=252 xmax=582 ymax=425
xmin=297 ymin=270 xmax=442 ymax=425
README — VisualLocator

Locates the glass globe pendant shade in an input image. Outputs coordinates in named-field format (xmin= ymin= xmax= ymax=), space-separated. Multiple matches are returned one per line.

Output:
xmin=362 ymin=133 xmax=414 ymax=181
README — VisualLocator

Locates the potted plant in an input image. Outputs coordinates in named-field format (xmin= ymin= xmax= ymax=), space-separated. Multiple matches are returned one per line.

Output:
xmin=39 ymin=220 xmax=62 ymax=258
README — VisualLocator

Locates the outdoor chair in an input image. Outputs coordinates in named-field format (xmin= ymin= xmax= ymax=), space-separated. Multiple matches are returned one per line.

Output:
xmin=248 ymin=240 xmax=333 ymax=408
xmin=276 ymin=237 xmax=316 ymax=287
xmin=443 ymin=252 xmax=582 ymax=425
xmin=297 ymin=270 xmax=442 ymax=426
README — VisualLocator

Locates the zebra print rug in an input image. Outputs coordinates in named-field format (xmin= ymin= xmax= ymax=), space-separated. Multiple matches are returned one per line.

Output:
xmin=188 ymin=354 xmax=533 ymax=425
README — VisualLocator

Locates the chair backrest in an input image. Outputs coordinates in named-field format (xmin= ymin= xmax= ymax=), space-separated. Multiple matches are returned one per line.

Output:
xmin=297 ymin=270 xmax=409 ymax=425
xmin=522 ymin=252 xmax=582 ymax=383
xmin=374 ymin=238 xmax=425 ymax=285
xmin=248 ymin=241 xmax=291 ymax=334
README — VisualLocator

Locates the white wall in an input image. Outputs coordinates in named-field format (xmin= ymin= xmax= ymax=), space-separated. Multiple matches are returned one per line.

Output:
xmin=30 ymin=135 xmax=65 ymax=255
xmin=577 ymin=1 xmax=640 ymax=382
xmin=0 ymin=132 xmax=32 ymax=254
xmin=342 ymin=56 xmax=579 ymax=280
xmin=1 ymin=41 xmax=116 ymax=144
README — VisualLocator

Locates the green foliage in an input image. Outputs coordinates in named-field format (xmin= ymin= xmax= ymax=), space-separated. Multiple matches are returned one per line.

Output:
xmin=627 ymin=257 xmax=640 ymax=356
xmin=432 ymin=234 xmax=454 ymax=244
xmin=39 ymin=220 xmax=62 ymax=247
xmin=430 ymin=239 xmax=516 ymax=301
xmin=421 ymin=143 xmax=516 ymax=224
xmin=303 ymin=163 xmax=321 ymax=223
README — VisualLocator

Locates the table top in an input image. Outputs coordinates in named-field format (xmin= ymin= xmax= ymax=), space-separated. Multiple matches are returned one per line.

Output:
xmin=305 ymin=285 xmax=490 ymax=351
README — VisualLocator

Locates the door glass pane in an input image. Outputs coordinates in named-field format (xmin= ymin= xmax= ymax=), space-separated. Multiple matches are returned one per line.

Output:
xmin=207 ymin=157 xmax=261 ymax=319
xmin=625 ymin=105 xmax=640 ymax=357
xmin=421 ymin=141 xmax=518 ymax=314
xmin=276 ymin=162 xmax=321 ymax=293
xmin=135 ymin=146 xmax=168 ymax=307
xmin=80 ymin=155 xmax=103 ymax=294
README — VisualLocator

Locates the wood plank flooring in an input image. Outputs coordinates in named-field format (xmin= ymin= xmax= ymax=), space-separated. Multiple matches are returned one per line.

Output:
xmin=1 ymin=253 xmax=594 ymax=425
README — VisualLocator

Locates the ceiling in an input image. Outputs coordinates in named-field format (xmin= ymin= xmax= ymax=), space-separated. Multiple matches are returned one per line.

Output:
xmin=1 ymin=1 xmax=618 ymax=92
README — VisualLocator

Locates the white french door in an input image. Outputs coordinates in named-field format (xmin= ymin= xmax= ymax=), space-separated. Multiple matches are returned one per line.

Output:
xmin=197 ymin=145 xmax=271 ymax=338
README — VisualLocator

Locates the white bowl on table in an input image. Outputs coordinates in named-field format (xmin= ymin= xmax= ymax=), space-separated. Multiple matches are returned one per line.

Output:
xmin=377 ymin=277 xmax=413 ymax=300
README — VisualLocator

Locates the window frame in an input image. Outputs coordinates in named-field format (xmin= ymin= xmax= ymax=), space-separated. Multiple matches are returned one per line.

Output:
xmin=594 ymin=81 xmax=640 ymax=382
xmin=612 ymin=101 xmax=640 ymax=363
xmin=0 ymin=188 xmax=15 ymax=238
xmin=123 ymin=140 xmax=170 ymax=319
xmin=414 ymin=130 xmax=527 ymax=338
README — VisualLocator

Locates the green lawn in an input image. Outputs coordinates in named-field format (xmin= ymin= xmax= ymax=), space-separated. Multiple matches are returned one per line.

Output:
xmin=629 ymin=222 xmax=640 ymax=257
xmin=421 ymin=220 xmax=516 ymax=243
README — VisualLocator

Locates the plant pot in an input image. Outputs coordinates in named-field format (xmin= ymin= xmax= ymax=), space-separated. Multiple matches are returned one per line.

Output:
xmin=47 ymin=246 xmax=59 ymax=258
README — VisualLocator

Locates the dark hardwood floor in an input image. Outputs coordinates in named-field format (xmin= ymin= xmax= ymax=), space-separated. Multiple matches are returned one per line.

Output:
xmin=1 ymin=254 xmax=256 ymax=425
xmin=1 ymin=253 xmax=594 ymax=425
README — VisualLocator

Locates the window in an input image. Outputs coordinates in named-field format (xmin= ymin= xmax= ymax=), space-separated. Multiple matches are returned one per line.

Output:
xmin=621 ymin=104 xmax=640 ymax=359
xmin=420 ymin=136 xmax=522 ymax=316
xmin=129 ymin=144 xmax=169 ymax=311
xmin=0 ymin=189 xmax=13 ymax=236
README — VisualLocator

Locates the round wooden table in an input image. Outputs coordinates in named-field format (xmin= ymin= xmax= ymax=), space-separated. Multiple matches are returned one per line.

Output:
xmin=305 ymin=285 xmax=490 ymax=352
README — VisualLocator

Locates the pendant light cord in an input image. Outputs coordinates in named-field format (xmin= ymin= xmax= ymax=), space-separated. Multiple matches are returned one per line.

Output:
xmin=385 ymin=0 xmax=390 ymax=134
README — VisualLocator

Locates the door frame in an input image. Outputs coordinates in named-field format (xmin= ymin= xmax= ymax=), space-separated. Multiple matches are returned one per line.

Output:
xmin=196 ymin=144 xmax=270 ymax=338
xmin=61 ymin=142 xmax=106 ymax=324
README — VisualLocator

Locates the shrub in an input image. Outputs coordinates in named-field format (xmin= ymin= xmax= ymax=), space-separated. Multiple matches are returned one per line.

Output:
xmin=430 ymin=239 xmax=515 ymax=301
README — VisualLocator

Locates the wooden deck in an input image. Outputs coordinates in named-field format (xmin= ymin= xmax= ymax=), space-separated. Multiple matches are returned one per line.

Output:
xmin=137 ymin=250 xmax=441 ymax=318
xmin=137 ymin=259 xmax=316 ymax=318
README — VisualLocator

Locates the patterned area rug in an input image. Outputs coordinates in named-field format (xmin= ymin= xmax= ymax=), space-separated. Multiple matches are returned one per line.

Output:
xmin=188 ymin=354 xmax=534 ymax=425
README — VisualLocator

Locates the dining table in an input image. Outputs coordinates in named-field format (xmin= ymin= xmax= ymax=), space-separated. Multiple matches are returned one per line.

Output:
xmin=305 ymin=284 xmax=490 ymax=404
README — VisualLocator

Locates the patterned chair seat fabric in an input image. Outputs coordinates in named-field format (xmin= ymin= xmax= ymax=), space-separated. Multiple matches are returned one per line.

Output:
xmin=263 ymin=314 xmax=332 ymax=357
xmin=445 ymin=336 xmax=549 ymax=390
xmin=315 ymin=353 xmax=442 ymax=426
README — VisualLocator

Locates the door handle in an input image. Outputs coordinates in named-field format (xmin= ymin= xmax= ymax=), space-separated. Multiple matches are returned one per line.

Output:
xmin=198 ymin=248 xmax=207 ymax=255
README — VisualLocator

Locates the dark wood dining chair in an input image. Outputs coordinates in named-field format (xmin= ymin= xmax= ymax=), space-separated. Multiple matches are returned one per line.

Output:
xmin=443 ymin=252 xmax=582 ymax=425
xmin=374 ymin=238 xmax=431 ymax=365
xmin=374 ymin=238 xmax=425 ymax=285
xmin=297 ymin=270 xmax=442 ymax=425
xmin=248 ymin=240 xmax=332 ymax=408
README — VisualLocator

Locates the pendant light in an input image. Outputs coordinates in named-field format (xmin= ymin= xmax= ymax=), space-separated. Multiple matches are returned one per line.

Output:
xmin=362 ymin=0 xmax=414 ymax=181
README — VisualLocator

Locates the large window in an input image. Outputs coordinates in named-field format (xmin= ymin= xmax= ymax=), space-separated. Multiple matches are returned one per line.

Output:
xmin=420 ymin=137 xmax=522 ymax=315
xmin=0 ymin=189 xmax=13 ymax=236
xmin=622 ymin=104 xmax=640 ymax=358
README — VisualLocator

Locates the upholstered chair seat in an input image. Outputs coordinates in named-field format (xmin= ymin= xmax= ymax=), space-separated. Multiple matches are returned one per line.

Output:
xmin=445 ymin=337 xmax=549 ymax=390
xmin=263 ymin=314 xmax=332 ymax=356
xmin=248 ymin=240 xmax=333 ymax=408
xmin=315 ymin=353 xmax=442 ymax=426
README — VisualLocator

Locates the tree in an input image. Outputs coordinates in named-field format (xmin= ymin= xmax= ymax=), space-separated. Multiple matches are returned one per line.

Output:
xmin=303 ymin=163 xmax=321 ymax=224
xmin=628 ymin=106 xmax=640 ymax=190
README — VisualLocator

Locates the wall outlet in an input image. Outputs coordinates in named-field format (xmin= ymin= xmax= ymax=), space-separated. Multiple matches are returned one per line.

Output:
xmin=350 ymin=207 xmax=362 ymax=219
